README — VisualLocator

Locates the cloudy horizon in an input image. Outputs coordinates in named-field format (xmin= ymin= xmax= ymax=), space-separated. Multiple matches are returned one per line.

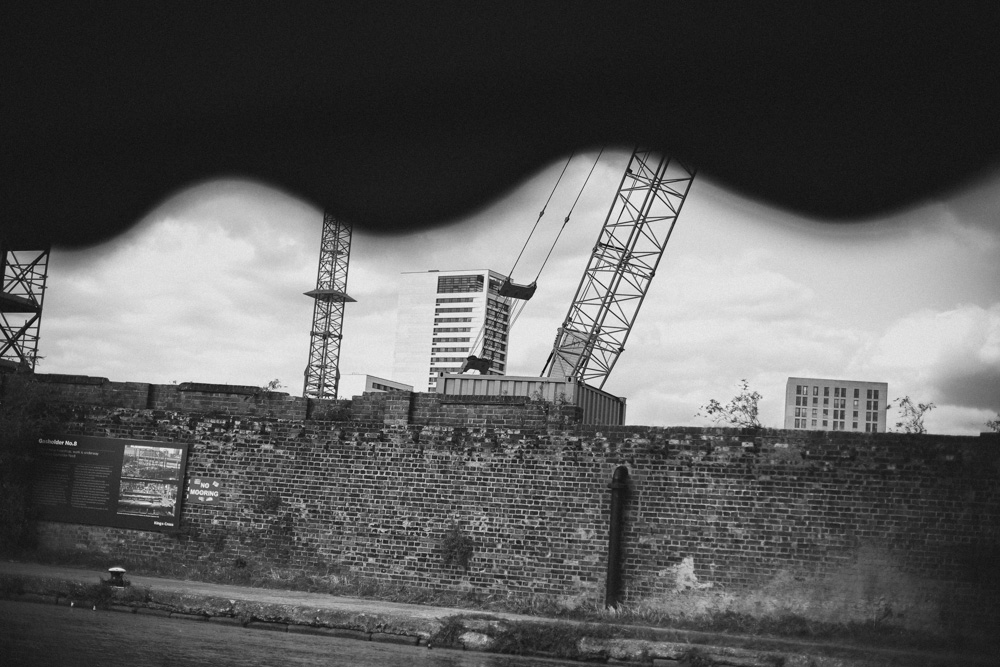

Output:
xmin=35 ymin=148 xmax=999 ymax=435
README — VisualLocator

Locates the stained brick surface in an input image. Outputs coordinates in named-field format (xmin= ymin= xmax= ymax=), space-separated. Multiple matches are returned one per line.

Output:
xmin=15 ymin=374 xmax=1000 ymax=638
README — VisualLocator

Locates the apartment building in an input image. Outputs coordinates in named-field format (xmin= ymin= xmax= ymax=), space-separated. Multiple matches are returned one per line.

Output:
xmin=784 ymin=377 xmax=888 ymax=432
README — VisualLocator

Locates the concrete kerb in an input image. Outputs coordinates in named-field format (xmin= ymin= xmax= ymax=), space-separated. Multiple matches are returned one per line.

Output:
xmin=2 ymin=562 xmax=996 ymax=667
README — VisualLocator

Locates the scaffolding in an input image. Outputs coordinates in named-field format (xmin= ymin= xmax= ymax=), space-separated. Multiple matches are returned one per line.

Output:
xmin=302 ymin=211 xmax=354 ymax=399
xmin=543 ymin=150 xmax=696 ymax=388
xmin=0 ymin=244 xmax=50 ymax=373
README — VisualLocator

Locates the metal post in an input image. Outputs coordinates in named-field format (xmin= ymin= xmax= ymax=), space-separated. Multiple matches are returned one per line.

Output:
xmin=605 ymin=465 xmax=629 ymax=607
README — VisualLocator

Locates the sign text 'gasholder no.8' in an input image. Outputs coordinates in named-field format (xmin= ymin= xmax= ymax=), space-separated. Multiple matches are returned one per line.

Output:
xmin=33 ymin=435 xmax=189 ymax=532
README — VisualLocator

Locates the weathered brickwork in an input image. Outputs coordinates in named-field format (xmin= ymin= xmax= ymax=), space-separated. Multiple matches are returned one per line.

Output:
xmin=16 ymin=374 xmax=1000 ymax=640
xmin=20 ymin=374 xmax=356 ymax=421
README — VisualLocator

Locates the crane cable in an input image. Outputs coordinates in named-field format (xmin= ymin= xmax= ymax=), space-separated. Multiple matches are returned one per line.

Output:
xmin=506 ymin=151 xmax=576 ymax=278
xmin=506 ymin=147 xmax=605 ymax=331
xmin=530 ymin=146 xmax=604 ymax=285
xmin=468 ymin=152 xmax=576 ymax=367
xmin=466 ymin=148 xmax=605 ymax=372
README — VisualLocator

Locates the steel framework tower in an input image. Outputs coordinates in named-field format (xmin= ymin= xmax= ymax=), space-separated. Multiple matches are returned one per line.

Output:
xmin=302 ymin=211 xmax=355 ymax=399
xmin=543 ymin=149 xmax=695 ymax=388
xmin=0 ymin=243 xmax=50 ymax=373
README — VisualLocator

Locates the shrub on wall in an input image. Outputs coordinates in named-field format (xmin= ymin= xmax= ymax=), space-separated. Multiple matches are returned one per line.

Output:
xmin=440 ymin=521 xmax=474 ymax=571
xmin=255 ymin=491 xmax=283 ymax=513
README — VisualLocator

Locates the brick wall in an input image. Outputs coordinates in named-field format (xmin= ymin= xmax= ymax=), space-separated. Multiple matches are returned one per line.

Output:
xmin=14 ymin=374 xmax=1000 ymax=640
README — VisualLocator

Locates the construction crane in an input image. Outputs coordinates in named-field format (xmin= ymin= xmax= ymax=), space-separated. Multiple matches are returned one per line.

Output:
xmin=302 ymin=211 xmax=355 ymax=399
xmin=542 ymin=149 xmax=696 ymax=389
xmin=0 ymin=243 xmax=50 ymax=373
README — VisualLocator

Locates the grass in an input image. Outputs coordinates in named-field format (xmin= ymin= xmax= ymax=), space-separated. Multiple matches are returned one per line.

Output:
xmin=15 ymin=547 xmax=977 ymax=653
xmin=0 ymin=574 xmax=26 ymax=597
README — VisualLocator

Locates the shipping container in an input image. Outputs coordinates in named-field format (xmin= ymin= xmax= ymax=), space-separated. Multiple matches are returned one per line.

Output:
xmin=435 ymin=374 xmax=626 ymax=425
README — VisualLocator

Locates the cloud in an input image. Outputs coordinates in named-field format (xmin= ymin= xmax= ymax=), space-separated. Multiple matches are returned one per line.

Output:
xmin=860 ymin=303 xmax=1000 ymax=411
xmin=43 ymin=187 xmax=321 ymax=387
xmin=33 ymin=160 xmax=1000 ymax=438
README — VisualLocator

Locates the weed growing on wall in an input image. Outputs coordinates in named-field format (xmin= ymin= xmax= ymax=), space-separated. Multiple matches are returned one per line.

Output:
xmin=440 ymin=521 xmax=475 ymax=570
xmin=892 ymin=396 xmax=935 ymax=434
xmin=984 ymin=412 xmax=999 ymax=433
xmin=255 ymin=491 xmax=283 ymax=513
xmin=696 ymin=379 xmax=762 ymax=429
xmin=246 ymin=379 xmax=283 ymax=404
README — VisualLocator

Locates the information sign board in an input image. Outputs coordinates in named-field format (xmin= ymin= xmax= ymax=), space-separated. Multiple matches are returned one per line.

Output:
xmin=32 ymin=435 xmax=188 ymax=532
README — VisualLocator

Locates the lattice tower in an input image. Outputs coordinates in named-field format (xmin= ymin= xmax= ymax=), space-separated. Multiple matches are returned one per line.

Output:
xmin=0 ymin=243 xmax=50 ymax=373
xmin=302 ymin=212 xmax=354 ymax=399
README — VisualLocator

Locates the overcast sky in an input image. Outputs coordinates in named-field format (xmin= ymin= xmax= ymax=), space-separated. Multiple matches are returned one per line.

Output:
xmin=38 ymin=148 xmax=999 ymax=434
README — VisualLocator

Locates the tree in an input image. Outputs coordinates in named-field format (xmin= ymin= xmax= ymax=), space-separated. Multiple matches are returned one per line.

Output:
xmin=892 ymin=396 xmax=935 ymax=434
xmin=697 ymin=379 xmax=762 ymax=429
xmin=986 ymin=413 xmax=1000 ymax=433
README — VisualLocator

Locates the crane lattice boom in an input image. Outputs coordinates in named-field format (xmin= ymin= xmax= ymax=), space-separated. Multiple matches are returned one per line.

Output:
xmin=0 ymin=243 xmax=50 ymax=372
xmin=543 ymin=149 xmax=695 ymax=388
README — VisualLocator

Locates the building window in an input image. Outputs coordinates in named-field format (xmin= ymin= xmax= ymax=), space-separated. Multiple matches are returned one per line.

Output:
xmin=873 ymin=389 xmax=879 ymax=400
xmin=822 ymin=420 xmax=828 ymax=427
xmin=872 ymin=400 xmax=878 ymax=410
xmin=811 ymin=419 xmax=817 ymax=426
xmin=823 ymin=387 xmax=829 ymax=397
xmin=823 ymin=398 xmax=829 ymax=405
xmin=812 ymin=397 xmax=818 ymax=405
xmin=852 ymin=421 xmax=858 ymax=429
xmin=853 ymin=410 xmax=858 ymax=418
xmin=823 ymin=409 xmax=828 ymax=416
xmin=853 ymin=399 xmax=858 ymax=407
xmin=437 ymin=274 xmax=484 ymax=293
xmin=867 ymin=389 xmax=872 ymax=399
xmin=813 ymin=386 xmax=819 ymax=395
xmin=812 ymin=408 xmax=817 ymax=417
xmin=435 ymin=317 xmax=472 ymax=323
